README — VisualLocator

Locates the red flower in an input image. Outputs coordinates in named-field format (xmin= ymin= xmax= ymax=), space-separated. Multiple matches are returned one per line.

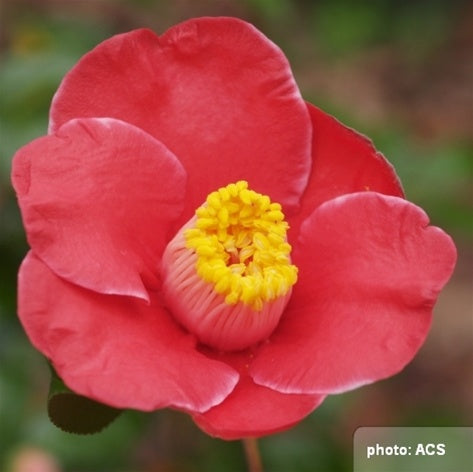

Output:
xmin=12 ymin=17 xmax=456 ymax=439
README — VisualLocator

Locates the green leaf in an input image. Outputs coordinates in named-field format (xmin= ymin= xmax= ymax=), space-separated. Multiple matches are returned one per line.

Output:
xmin=48 ymin=368 xmax=122 ymax=435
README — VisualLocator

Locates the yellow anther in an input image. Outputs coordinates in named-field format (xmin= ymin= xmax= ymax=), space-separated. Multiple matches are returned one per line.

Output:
xmin=215 ymin=275 xmax=231 ymax=292
xmin=239 ymin=206 xmax=254 ymax=219
xmin=263 ymin=210 xmax=284 ymax=222
xmin=235 ymin=230 xmax=251 ymax=248
xmin=239 ymin=246 xmax=254 ymax=263
xmin=217 ymin=207 xmax=229 ymax=226
xmin=239 ymin=189 xmax=253 ymax=205
xmin=227 ymin=182 xmax=239 ymax=197
xmin=184 ymin=181 xmax=298 ymax=311
xmin=195 ymin=245 xmax=215 ymax=257
xmin=259 ymin=195 xmax=270 ymax=210
xmin=218 ymin=186 xmax=231 ymax=201
xmin=230 ymin=263 xmax=245 ymax=275
xmin=207 ymin=192 xmax=221 ymax=209
xmin=253 ymin=232 xmax=269 ymax=250
xmin=196 ymin=218 xmax=215 ymax=230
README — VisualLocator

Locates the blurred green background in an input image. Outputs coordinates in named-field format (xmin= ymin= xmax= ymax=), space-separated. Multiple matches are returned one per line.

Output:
xmin=1 ymin=1 xmax=472 ymax=471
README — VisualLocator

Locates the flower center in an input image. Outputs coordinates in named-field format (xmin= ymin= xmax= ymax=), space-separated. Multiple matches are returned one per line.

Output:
xmin=161 ymin=181 xmax=298 ymax=351
xmin=186 ymin=181 xmax=297 ymax=310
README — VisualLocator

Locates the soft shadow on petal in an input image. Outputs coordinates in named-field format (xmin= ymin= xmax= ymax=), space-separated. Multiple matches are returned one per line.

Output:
xmin=192 ymin=349 xmax=325 ymax=440
xmin=12 ymin=118 xmax=186 ymax=301
xmin=18 ymin=252 xmax=238 ymax=413
xmin=251 ymin=192 xmax=457 ymax=394
xmin=49 ymin=18 xmax=312 ymax=220
xmin=289 ymin=103 xmax=404 ymax=237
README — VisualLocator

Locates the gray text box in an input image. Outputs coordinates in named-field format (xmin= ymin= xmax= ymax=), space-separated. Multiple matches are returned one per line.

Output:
xmin=354 ymin=427 xmax=473 ymax=472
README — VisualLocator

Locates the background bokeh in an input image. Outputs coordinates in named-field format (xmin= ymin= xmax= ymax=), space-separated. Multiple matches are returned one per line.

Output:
xmin=1 ymin=1 xmax=472 ymax=471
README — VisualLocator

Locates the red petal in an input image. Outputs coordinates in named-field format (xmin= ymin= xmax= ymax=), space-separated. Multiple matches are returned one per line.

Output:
xmin=251 ymin=193 xmax=457 ymax=394
xmin=192 ymin=350 xmax=324 ymax=439
xmin=12 ymin=118 xmax=186 ymax=301
xmin=289 ymin=103 xmax=404 ymax=235
xmin=49 ymin=19 xmax=311 ymax=219
xmin=18 ymin=252 xmax=238 ymax=412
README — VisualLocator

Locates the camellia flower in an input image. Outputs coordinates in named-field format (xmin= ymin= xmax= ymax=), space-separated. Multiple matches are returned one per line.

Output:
xmin=12 ymin=17 xmax=456 ymax=440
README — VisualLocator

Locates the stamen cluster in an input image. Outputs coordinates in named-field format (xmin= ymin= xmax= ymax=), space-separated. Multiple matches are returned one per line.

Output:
xmin=185 ymin=181 xmax=297 ymax=310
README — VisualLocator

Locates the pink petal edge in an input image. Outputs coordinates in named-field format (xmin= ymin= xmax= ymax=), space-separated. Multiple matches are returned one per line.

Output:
xmin=18 ymin=252 xmax=239 ymax=413
xmin=289 ymin=103 xmax=404 ymax=237
xmin=251 ymin=192 xmax=457 ymax=394
xmin=192 ymin=349 xmax=325 ymax=439
xmin=12 ymin=117 xmax=186 ymax=301
xmin=49 ymin=18 xmax=312 ymax=220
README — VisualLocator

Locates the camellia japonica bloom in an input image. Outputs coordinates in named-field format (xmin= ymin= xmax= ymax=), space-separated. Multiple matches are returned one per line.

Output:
xmin=12 ymin=17 xmax=456 ymax=439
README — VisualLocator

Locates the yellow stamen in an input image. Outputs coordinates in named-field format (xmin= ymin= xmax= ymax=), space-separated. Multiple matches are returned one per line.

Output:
xmin=184 ymin=181 xmax=298 ymax=311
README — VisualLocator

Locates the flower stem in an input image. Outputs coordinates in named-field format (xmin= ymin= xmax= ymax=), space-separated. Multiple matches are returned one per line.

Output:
xmin=242 ymin=438 xmax=264 ymax=472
